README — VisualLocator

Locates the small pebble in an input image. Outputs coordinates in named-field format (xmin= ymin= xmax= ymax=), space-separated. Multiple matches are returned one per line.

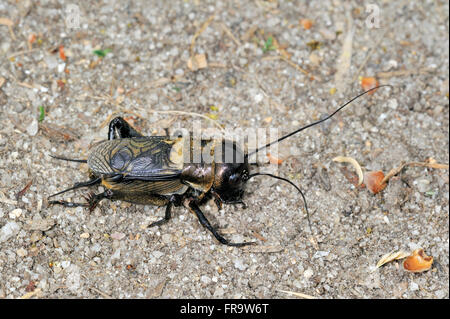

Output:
xmin=9 ymin=208 xmax=22 ymax=219
xmin=26 ymin=119 xmax=39 ymax=136
xmin=234 ymin=259 xmax=247 ymax=271
xmin=110 ymin=232 xmax=125 ymax=240
xmin=303 ymin=268 xmax=314 ymax=280
xmin=16 ymin=247 xmax=27 ymax=257
xmin=0 ymin=221 xmax=20 ymax=243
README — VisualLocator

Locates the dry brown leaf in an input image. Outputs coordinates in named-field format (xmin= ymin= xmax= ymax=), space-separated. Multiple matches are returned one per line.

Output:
xmin=376 ymin=250 xmax=410 ymax=268
xmin=0 ymin=77 xmax=5 ymax=88
xmin=333 ymin=156 xmax=364 ymax=186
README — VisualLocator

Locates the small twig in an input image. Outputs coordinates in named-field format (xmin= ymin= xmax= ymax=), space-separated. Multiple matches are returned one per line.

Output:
xmin=190 ymin=15 xmax=215 ymax=56
xmin=89 ymin=286 xmax=113 ymax=299
xmin=277 ymin=289 xmax=317 ymax=299
xmin=376 ymin=67 xmax=435 ymax=79
xmin=218 ymin=22 xmax=242 ymax=47
xmin=382 ymin=160 xmax=449 ymax=184
xmin=251 ymin=229 xmax=267 ymax=242
xmin=352 ymin=29 xmax=388 ymax=83
xmin=262 ymin=55 xmax=310 ymax=76
xmin=16 ymin=180 xmax=33 ymax=200
xmin=7 ymin=46 xmax=52 ymax=60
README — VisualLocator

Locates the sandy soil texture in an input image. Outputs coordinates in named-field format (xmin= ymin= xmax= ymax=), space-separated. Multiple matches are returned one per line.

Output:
xmin=0 ymin=0 xmax=448 ymax=298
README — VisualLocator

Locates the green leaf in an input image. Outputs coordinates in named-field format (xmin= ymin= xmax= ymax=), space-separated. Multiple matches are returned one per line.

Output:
xmin=93 ymin=48 xmax=112 ymax=57
xmin=263 ymin=36 xmax=275 ymax=53
xmin=38 ymin=106 xmax=45 ymax=122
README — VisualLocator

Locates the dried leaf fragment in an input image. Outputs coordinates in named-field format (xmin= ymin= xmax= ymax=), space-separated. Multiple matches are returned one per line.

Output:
xmin=300 ymin=19 xmax=313 ymax=30
xmin=28 ymin=33 xmax=36 ymax=45
xmin=364 ymin=171 xmax=387 ymax=194
xmin=376 ymin=250 xmax=410 ymax=268
xmin=267 ymin=153 xmax=283 ymax=165
xmin=187 ymin=53 xmax=208 ymax=71
xmin=361 ymin=77 xmax=379 ymax=94
xmin=333 ymin=156 xmax=364 ymax=186
xmin=59 ymin=45 xmax=66 ymax=61
xmin=403 ymin=249 xmax=433 ymax=273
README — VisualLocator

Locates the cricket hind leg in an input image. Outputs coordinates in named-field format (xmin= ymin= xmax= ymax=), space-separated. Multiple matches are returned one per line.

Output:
xmin=108 ymin=117 xmax=144 ymax=140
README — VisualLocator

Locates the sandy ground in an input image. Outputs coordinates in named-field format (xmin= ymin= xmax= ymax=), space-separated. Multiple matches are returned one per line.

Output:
xmin=0 ymin=0 xmax=448 ymax=299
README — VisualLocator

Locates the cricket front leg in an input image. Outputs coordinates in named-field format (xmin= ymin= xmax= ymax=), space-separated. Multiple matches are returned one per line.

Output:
xmin=108 ymin=117 xmax=144 ymax=140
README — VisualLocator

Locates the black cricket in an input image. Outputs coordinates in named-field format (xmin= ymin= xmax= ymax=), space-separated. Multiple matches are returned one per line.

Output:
xmin=48 ymin=86 xmax=389 ymax=246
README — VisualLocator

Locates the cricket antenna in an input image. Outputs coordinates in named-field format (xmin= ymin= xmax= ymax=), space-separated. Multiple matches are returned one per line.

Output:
xmin=248 ymin=172 xmax=312 ymax=234
xmin=246 ymin=85 xmax=392 ymax=158
xmin=47 ymin=177 xmax=101 ymax=199
xmin=49 ymin=154 xmax=87 ymax=163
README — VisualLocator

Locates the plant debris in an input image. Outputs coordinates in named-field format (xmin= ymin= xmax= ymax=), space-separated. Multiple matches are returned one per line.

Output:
xmin=277 ymin=289 xmax=316 ymax=299
xmin=93 ymin=48 xmax=112 ymax=57
xmin=364 ymin=171 xmax=387 ymax=194
xmin=376 ymin=250 xmax=410 ymax=268
xmin=360 ymin=77 xmax=379 ymax=94
xmin=403 ymin=249 xmax=434 ymax=273
xmin=300 ymin=19 xmax=313 ymax=30
xmin=262 ymin=36 xmax=276 ymax=53
xmin=306 ymin=40 xmax=321 ymax=51
xmin=39 ymin=123 xmax=78 ymax=142
xmin=187 ymin=53 xmax=208 ymax=71
xmin=267 ymin=153 xmax=283 ymax=165
xmin=0 ymin=17 xmax=14 ymax=27
xmin=332 ymin=156 xmax=364 ymax=186
xmin=16 ymin=180 xmax=33 ymax=200
xmin=59 ymin=45 xmax=66 ymax=61
xmin=382 ymin=159 xmax=449 ymax=184
xmin=38 ymin=106 xmax=45 ymax=122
